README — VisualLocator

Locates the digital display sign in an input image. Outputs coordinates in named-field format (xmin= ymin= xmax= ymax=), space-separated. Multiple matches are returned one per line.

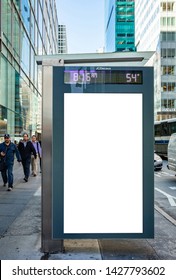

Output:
xmin=64 ymin=69 xmax=143 ymax=84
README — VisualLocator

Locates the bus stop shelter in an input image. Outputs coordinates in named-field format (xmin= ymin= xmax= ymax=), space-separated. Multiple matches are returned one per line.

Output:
xmin=36 ymin=51 xmax=155 ymax=253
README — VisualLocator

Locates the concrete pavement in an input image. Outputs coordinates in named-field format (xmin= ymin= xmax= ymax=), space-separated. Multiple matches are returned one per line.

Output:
xmin=0 ymin=162 xmax=176 ymax=260
xmin=0 ymin=161 xmax=42 ymax=259
xmin=0 ymin=162 xmax=101 ymax=260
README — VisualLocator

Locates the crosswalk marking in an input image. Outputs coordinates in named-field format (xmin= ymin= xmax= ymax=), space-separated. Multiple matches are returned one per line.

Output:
xmin=155 ymin=171 xmax=175 ymax=177
xmin=162 ymin=171 xmax=170 ymax=175
xmin=155 ymin=187 xmax=176 ymax=206
xmin=155 ymin=173 xmax=161 ymax=177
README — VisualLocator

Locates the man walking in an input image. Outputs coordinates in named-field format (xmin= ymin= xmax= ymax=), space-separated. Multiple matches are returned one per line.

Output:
xmin=18 ymin=133 xmax=37 ymax=182
xmin=0 ymin=134 xmax=21 ymax=191
xmin=31 ymin=135 xmax=42 ymax=176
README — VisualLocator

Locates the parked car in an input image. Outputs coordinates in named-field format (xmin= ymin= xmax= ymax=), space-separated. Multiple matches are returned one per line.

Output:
xmin=167 ymin=133 xmax=176 ymax=172
xmin=154 ymin=153 xmax=163 ymax=171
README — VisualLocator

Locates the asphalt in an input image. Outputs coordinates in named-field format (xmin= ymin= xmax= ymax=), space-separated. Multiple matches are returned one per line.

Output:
xmin=0 ymin=162 xmax=176 ymax=260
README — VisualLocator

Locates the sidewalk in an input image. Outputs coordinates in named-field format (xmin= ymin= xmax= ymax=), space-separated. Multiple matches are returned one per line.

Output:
xmin=0 ymin=162 xmax=101 ymax=260
xmin=0 ymin=162 xmax=42 ymax=259
xmin=0 ymin=162 xmax=176 ymax=260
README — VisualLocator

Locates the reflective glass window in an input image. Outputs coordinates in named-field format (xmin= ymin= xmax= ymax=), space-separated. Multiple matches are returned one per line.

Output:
xmin=1 ymin=0 xmax=12 ymax=45
xmin=13 ymin=10 xmax=20 ymax=60
xmin=14 ymin=0 xmax=20 ymax=10
xmin=30 ymin=0 xmax=35 ymax=9
xmin=20 ymin=77 xmax=30 ymax=130
xmin=38 ymin=4 xmax=43 ymax=35
xmin=30 ymin=11 xmax=35 ymax=45
xmin=38 ymin=35 xmax=43 ymax=55
xmin=15 ymin=71 xmax=23 ymax=135
xmin=21 ymin=0 xmax=30 ymax=34
xmin=31 ymin=48 xmax=35 ymax=81
xmin=21 ymin=29 xmax=30 ymax=75
xmin=35 ymin=23 xmax=38 ymax=53
xmin=35 ymin=0 xmax=38 ymax=18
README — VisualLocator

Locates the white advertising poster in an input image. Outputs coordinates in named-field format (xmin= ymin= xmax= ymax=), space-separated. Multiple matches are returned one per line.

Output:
xmin=64 ymin=93 xmax=143 ymax=234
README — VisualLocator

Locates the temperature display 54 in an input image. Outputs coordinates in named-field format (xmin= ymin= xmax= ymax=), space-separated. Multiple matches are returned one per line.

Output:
xmin=64 ymin=69 xmax=143 ymax=84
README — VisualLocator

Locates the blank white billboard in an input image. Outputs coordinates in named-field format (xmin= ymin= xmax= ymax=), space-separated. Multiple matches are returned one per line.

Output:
xmin=64 ymin=93 xmax=143 ymax=234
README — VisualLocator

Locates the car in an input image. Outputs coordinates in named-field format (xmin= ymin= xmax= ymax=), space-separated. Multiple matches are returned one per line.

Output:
xmin=154 ymin=153 xmax=163 ymax=171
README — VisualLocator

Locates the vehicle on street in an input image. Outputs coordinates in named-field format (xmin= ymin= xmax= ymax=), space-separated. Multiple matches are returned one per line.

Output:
xmin=167 ymin=133 xmax=176 ymax=172
xmin=154 ymin=118 xmax=176 ymax=157
xmin=154 ymin=153 xmax=163 ymax=171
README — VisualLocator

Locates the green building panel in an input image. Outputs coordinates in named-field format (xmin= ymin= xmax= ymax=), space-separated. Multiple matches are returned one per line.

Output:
xmin=115 ymin=0 xmax=135 ymax=51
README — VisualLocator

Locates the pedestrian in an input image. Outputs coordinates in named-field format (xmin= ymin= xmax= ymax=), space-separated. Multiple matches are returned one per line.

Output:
xmin=0 ymin=134 xmax=21 ymax=191
xmin=39 ymin=140 xmax=42 ymax=173
xmin=31 ymin=135 xmax=42 ymax=176
xmin=18 ymin=133 xmax=37 ymax=182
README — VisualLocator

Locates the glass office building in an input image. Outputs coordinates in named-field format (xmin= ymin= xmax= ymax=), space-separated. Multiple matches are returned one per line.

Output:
xmin=105 ymin=0 xmax=136 ymax=52
xmin=0 ymin=0 xmax=58 ymax=141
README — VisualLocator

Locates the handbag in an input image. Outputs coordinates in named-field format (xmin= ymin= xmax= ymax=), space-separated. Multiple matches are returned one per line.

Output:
xmin=0 ymin=158 xmax=6 ymax=171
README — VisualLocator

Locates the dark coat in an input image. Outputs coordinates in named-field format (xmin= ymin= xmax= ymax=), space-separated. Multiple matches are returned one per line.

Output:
xmin=0 ymin=142 xmax=21 ymax=165
xmin=18 ymin=141 xmax=37 ymax=160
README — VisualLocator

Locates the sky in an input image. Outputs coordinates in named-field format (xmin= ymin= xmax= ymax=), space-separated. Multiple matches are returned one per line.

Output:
xmin=56 ymin=0 xmax=105 ymax=54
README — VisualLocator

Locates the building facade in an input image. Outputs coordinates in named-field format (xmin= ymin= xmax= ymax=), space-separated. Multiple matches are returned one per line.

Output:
xmin=135 ymin=0 xmax=161 ymax=120
xmin=135 ymin=0 xmax=176 ymax=120
xmin=0 ymin=0 xmax=58 ymax=142
xmin=58 ymin=24 xmax=68 ymax=53
xmin=160 ymin=0 xmax=176 ymax=118
xmin=105 ymin=0 xmax=136 ymax=52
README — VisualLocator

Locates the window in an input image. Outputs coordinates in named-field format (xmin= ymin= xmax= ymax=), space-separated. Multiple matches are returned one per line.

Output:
xmin=21 ymin=0 xmax=30 ymax=34
xmin=161 ymin=32 xmax=176 ymax=41
xmin=21 ymin=29 xmax=30 ymax=75
xmin=161 ymin=2 xmax=174 ymax=11
xmin=161 ymin=48 xmax=176 ymax=58
xmin=168 ymin=49 xmax=176 ymax=57
xmin=161 ymin=48 xmax=166 ymax=57
xmin=161 ymin=17 xmax=166 ymax=26
xmin=161 ymin=83 xmax=175 ymax=91
xmin=117 ymin=33 xmax=126 ymax=37
xmin=1 ymin=0 xmax=12 ymax=45
xmin=13 ymin=10 xmax=20 ymax=59
xmin=162 ymin=99 xmax=175 ymax=108
xmin=168 ymin=100 xmax=175 ymax=108
xmin=167 ymin=32 xmax=176 ymax=41
xmin=171 ymin=18 xmax=175 ymax=26
xmin=168 ymin=2 xmax=174 ymax=11
xmin=162 ymin=66 xmax=174 ymax=75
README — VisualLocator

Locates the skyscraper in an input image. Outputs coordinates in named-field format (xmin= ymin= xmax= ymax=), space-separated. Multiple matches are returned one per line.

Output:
xmin=58 ymin=24 xmax=68 ymax=53
xmin=160 ymin=1 xmax=176 ymax=118
xmin=0 ymin=0 xmax=58 ymax=141
xmin=105 ymin=0 xmax=136 ymax=52
xmin=135 ymin=0 xmax=161 ymax=120
xmin=136 ymin=0 xmax=176 ymax=120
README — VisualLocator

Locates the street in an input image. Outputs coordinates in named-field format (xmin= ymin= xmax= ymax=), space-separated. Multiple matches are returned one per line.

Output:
xmin=97 ymin=160 xmax=176 ymax=260
xmin=0 ymin=160 xmax=176 ymax=260
xmin=155 ymin=160 xmax=176 ymax=221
